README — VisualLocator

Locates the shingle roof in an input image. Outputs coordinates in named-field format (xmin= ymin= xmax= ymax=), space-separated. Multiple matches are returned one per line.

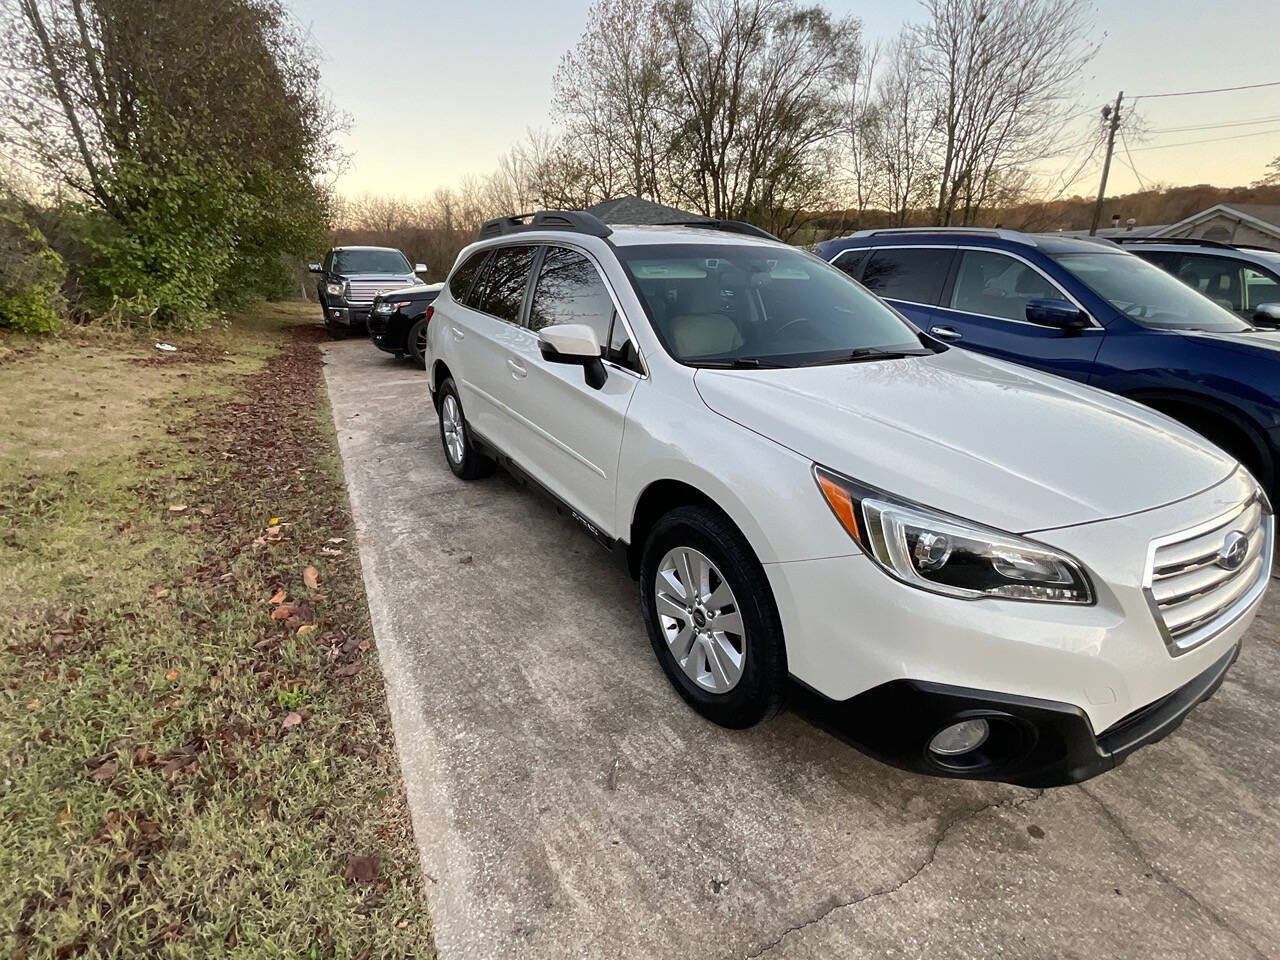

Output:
xmin=585 ymin=195 xmax=710 ymax=225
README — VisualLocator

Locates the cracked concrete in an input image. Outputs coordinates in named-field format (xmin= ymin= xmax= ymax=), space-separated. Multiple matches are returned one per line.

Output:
xmin=323 ymin=340 xmax=1280 ymax=960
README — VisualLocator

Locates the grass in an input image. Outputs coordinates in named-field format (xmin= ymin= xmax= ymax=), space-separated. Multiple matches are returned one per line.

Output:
xmin=0 ymin=304 xmax=434 ymax=958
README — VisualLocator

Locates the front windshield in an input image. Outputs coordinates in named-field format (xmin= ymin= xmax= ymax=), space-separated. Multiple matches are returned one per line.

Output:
xmin=615 ymin=243 xmax=930 ymax=366
xmin=333 ymin=249 xmax=412 ymax=275
xmin=1055 ymin=252 xmax=1249 ymax=332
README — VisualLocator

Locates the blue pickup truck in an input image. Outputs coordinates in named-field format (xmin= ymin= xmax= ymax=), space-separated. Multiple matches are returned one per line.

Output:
xmin=817 ymin=228 xmax=1280 ymax=500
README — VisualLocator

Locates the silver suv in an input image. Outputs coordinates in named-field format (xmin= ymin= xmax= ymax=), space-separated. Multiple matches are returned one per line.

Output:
xmin=1117 ymin=237 xmax=1280 ymax=326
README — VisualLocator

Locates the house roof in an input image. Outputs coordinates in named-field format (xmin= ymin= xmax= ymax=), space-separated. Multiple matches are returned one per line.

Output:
xmin=1154 ymin=203 xmax=1280 ymax=239
xmin=584 ymin=195 xmax=709 ymax=225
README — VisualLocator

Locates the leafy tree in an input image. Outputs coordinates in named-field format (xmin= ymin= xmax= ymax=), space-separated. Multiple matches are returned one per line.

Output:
xmin=0 ymin=207 xmax=66 ymax=332
xmin=0 ymin=0 xmax=342 ymax=324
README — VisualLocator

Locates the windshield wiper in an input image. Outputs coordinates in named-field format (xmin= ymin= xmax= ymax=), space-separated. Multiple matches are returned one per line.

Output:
xmin=805 ymin=347 xmax=932 ymax=366
xmin=689 ymin=357 xmax=791 ymax=369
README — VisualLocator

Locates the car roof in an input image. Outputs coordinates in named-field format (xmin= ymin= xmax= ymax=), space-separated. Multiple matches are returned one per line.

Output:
xmin=819 ymin=229 xmax=1115 ymax=256
xmin=331 ymin=246 xmax=406 ymax=253
xmin=466 ymin=223 xmax=792 ymax=253
xmin=1120 ymin=241 xmax=1280 ymax=266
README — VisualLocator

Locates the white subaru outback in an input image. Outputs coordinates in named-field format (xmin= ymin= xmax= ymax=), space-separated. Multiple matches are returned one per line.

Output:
xmin=424 ymin=210 xmax=1272 ymax=786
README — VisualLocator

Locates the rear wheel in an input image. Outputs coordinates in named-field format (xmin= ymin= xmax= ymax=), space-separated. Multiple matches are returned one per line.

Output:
xmin=406 ymin=318 xmax=428 ymax=368
xmin=437 ymin=378 xmax=495 ymax=480
xmin=639 ymin=506 xmax=786 ymax=728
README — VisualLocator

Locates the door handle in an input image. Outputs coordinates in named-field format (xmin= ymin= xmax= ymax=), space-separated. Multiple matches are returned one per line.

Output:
xmin=450 ymin=326 xmax=465 ymax=341
xmin=930 ymin=325 xmax=962 ymax=341
xmin=506 ymin=358 xmax=527 ymax=379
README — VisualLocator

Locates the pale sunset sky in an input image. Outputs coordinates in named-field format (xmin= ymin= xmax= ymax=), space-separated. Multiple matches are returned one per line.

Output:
xmin=294 ymin=0 xmax=1280 ymax=202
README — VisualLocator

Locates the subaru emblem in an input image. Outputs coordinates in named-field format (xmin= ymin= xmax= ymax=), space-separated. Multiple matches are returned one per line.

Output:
xmin=1216 ymin=531 xmax=1249 ymax=571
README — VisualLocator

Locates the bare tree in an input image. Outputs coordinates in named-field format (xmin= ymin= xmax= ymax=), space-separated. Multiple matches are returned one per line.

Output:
xmin=553 ymin=0 xmax=670 ymax=202
xmin=875 ymin=36 xmax=936 ymax=225
xmin=911 ymin=0 xmax=1098 ymax=225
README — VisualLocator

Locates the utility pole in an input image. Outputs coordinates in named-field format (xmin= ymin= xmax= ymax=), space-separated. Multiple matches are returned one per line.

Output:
xmin=1089 ymin=91 xmax=1124 ymax=236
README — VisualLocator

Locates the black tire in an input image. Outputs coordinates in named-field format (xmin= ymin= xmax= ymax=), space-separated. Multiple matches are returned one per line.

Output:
xmin=639 ymin=505 xmax=786 ymax=728
xmin=406 ymin=318 xmax=428 ymax=368
xmin=437 ymin=378 xmax=495 ymax=480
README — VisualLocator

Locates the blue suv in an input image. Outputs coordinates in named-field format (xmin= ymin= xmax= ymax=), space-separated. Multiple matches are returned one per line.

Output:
xmin=817 ymin=228 xmax=1280 ymax=500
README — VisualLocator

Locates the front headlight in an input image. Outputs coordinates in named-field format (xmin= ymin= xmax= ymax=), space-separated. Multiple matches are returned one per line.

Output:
xmin=325 ymin=282 xmax=345 ymax=297
xmin=815 ymin=466 xmax=1093 ymax=604
xmin=374 ymin=300 xmax=394 ymax=314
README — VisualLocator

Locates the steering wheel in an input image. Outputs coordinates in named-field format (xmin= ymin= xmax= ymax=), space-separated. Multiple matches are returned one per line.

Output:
xmin=775 ymin=317 xmax=820 ymax=339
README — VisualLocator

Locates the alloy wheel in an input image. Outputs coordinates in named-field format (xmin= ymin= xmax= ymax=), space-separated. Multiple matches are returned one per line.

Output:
xmin=654 ymin=547 xmax=746 ymax=693
xmin=442 ymin=394 xmax=465 ymax=464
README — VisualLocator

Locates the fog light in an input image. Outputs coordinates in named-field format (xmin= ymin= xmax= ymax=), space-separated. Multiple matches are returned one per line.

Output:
xmin=929 ymin=718 xmax=990 ymax=757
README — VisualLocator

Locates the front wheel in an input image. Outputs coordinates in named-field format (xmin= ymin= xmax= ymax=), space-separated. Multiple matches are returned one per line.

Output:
xmin=639 ymin=506 xmax=786 ymax=728
xmin=405 ymin=318 xmax=428 ymax=368
xmin=437 ymin=378 xmax=495 ymax=480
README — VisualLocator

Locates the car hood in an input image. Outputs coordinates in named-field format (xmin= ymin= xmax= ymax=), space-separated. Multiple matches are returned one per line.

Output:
xmin=1181 ymin=328 xmax=1280 ymax=357
xmin=693 ymin=348 xmax=1236 ymax=533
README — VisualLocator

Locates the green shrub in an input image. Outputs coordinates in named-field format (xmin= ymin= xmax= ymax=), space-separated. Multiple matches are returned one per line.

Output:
xmin=0 ymin=211 xmax=66 ymax=333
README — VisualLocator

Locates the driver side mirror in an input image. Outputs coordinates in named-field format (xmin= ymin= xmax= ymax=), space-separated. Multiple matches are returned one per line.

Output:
xmin=1252 ymin=302 xmax=1280 ymax=328
xmin=538 ymin=324 xmax=607 ymax=390
xmin=308 ymin=262 xmax=324 ymax=274
xmin=1026 ymin=298 xmax=1089 ymax=331
xmin=414 ymin=263 xmax=428 ymax=275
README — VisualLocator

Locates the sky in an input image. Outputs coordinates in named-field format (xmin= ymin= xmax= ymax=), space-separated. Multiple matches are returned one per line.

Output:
xmin=294 ymin=0 xmax=1280 ymax=203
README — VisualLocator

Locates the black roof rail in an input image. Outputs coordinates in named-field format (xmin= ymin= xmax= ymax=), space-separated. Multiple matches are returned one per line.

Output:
xmin=1111 ymin=236 xmax=1237 ymax=250
xmin=476 ymin=209 xmax=612 ymax=241
xmin=657 ymin=219 xmax=781 ymax=241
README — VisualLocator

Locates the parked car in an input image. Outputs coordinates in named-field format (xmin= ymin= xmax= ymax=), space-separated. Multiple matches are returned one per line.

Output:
xmin=424 ymin=210 xmax=1271 ymax=787
xmin=1113 ymin=237 xmax=1280 ymax=327
xmin=369 ymin=283 xmax=443 ymax=366
xmin=817 ymin=227 xmax=1280 ymax=502
xmin=308 ymin=246 xmax=426 ymax=336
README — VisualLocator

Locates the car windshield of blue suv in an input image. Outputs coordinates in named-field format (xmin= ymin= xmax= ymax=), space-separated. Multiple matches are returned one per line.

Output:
xmin=1055 ymin=251 xmax=1250 ymax=332
xmin=617 ymin=243 xmax=935 ymax=367
xmin=333 ymin=249 xmax=412 ymax=274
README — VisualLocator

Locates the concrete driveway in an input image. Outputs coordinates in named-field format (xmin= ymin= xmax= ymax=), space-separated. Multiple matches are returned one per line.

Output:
xmin=323 ymin=339 xmax=1280 ymax=960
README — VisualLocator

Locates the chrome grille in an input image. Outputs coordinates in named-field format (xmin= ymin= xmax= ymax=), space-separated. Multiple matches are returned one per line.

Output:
xmin=345 ymin=279 xmax=411 ymax=304
xmin=1145 ymin=494 xmax=1273 ymax=654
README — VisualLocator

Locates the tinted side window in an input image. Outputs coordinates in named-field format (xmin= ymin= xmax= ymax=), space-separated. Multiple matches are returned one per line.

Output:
xmin=472 ymin=245 xmax=538 ymax=322
xmin=1174 ymin=254 xmax=1243 ymax=312
xmin=862 ymin=248 xmax=952 ymax=304
xmin=831 ymin=248 xmax=869 ymax=279
xmin=449 ymin=250 xmax=489 ymax=304
xmin=529 ymin=246 xmax=613 ymax=348
xmin=950 ymin=251 xmax=1060 ymax=323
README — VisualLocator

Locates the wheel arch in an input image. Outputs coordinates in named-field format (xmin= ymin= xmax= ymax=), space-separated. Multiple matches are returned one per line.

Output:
xmin=430 ymin=360 xmax=453 ymax=409
xmin=625 ymin=477 xmax=769 ymax=580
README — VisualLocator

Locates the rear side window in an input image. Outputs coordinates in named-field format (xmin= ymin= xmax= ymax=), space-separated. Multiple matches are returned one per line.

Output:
xmin=950 ymin=251 xmax=1060 ymax=323
xmin=1245 ymin=267 xmax=1280 ymax=312
xmin=449 ymin=250 xmax=489 ymax=304
xmin=862 ymin=248 xmax=952 ymax=304
xmin=830 ymin=248 xmax=869 ymax=279
xmin=472 ymin=245 xmax=538 ymax=323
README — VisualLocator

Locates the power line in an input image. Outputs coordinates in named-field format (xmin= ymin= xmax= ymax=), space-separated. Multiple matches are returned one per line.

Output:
xmin=1146 ymin=114 xmax=1280 ymax=135
xmin=1130 ymin=79 xmax=1280 ymax=100
xmin=1119 ymin=128 xmax=1148 ymax=191
xmin=1128 ymin=126 xmax=1280 ymax=152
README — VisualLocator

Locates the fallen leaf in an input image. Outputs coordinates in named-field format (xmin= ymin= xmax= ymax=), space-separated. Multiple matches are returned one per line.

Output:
xmin=168 ymin=504 xmax=188 ymax=513
xmin=297 ymin=624 xmax=317 ymax=637
xmin=198 ymin=507 xmax=213 ymax=517
xmin=303 ymin=565 xmax=319 ymax=589
xmin=357 ymin=640 xmax=370 ymax=653
xmin=343 ymin=855 xmax=380 ymax=884
xmin=459 ymin=555 xmax=473 ymax=565
xmin=55 ymin=804 xmax=72 ymax=826
xmin=282 ymin=711 xmax=303 ymax=730
xmin=335 ymin=661 xmax=362 ymax=678
xmin=165 ymin=669 xmax=180 ymax=682
xmin=321 ymin=547 xmax=343 ymax=556
xmin=271 ymin=605 xmax=298 ymax=621
xmin=150 ymin=585 xmax=170 ymax=599
xmin=91 ymin=761 xmax=117 ymax=782
xmin=326 ymin=537 xmax=347 ymax=544
xmin=269 ymin=589 xmax=287 ymax=604
xmin=268 ymin=516 xmax=280 ymax=526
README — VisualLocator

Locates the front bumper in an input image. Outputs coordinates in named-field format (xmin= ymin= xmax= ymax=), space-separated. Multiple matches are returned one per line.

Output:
xmin=799 ymin=642 xmax=1238 ymax=787
xmin=765 ymin=466 xmax=1268 ymax=785
xmin=324 ymin=304 xmax=370 ymax=329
